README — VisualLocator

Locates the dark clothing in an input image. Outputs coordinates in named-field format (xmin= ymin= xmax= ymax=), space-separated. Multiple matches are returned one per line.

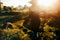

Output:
xmin=23 ymin=12 xmax=40 ymax=31
xmin=23 ymin=12 xmax=40 ymax=40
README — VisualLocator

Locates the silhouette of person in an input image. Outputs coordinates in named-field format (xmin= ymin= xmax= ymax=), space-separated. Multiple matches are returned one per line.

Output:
xmin=23 ymin=11 xmax=40 ymax=40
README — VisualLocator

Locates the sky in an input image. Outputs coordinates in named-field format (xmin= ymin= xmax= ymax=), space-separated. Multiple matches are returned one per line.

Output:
xmin=1 ymin=0 xmax=32 ymax=7
xmin=1 ymin=0 xmax=59 ymax=12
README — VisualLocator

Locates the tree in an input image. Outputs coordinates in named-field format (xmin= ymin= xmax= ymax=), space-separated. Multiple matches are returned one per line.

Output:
xmin=4 ymin=6 xmax=12 ymax=12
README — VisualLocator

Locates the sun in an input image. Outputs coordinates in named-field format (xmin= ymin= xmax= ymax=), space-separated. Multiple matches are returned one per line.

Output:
xmin=34 ymin=0 xmax=58 ymax=13
xmin=37 ymin=0 xmax=54 ymax=7
xmin=37 ymin=0 xmax=57 ymax=7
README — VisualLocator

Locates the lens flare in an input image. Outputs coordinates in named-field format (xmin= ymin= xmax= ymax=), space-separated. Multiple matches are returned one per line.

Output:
xmin=36 ymin=0 xmax=58 ymax=13
xmin=37 ymin=0 xmax=56 ymax=7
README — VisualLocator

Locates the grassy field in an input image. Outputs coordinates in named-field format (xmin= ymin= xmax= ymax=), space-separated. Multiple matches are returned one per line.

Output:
xmin=0 ymin=12 xmax=60 ymax=40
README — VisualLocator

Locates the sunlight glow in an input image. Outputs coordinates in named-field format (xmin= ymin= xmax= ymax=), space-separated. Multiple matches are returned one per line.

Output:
xmin=37 ymin=0 xmax=54 ymax=7
xmin=36 ymin=0 xmax=58 ymax=13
